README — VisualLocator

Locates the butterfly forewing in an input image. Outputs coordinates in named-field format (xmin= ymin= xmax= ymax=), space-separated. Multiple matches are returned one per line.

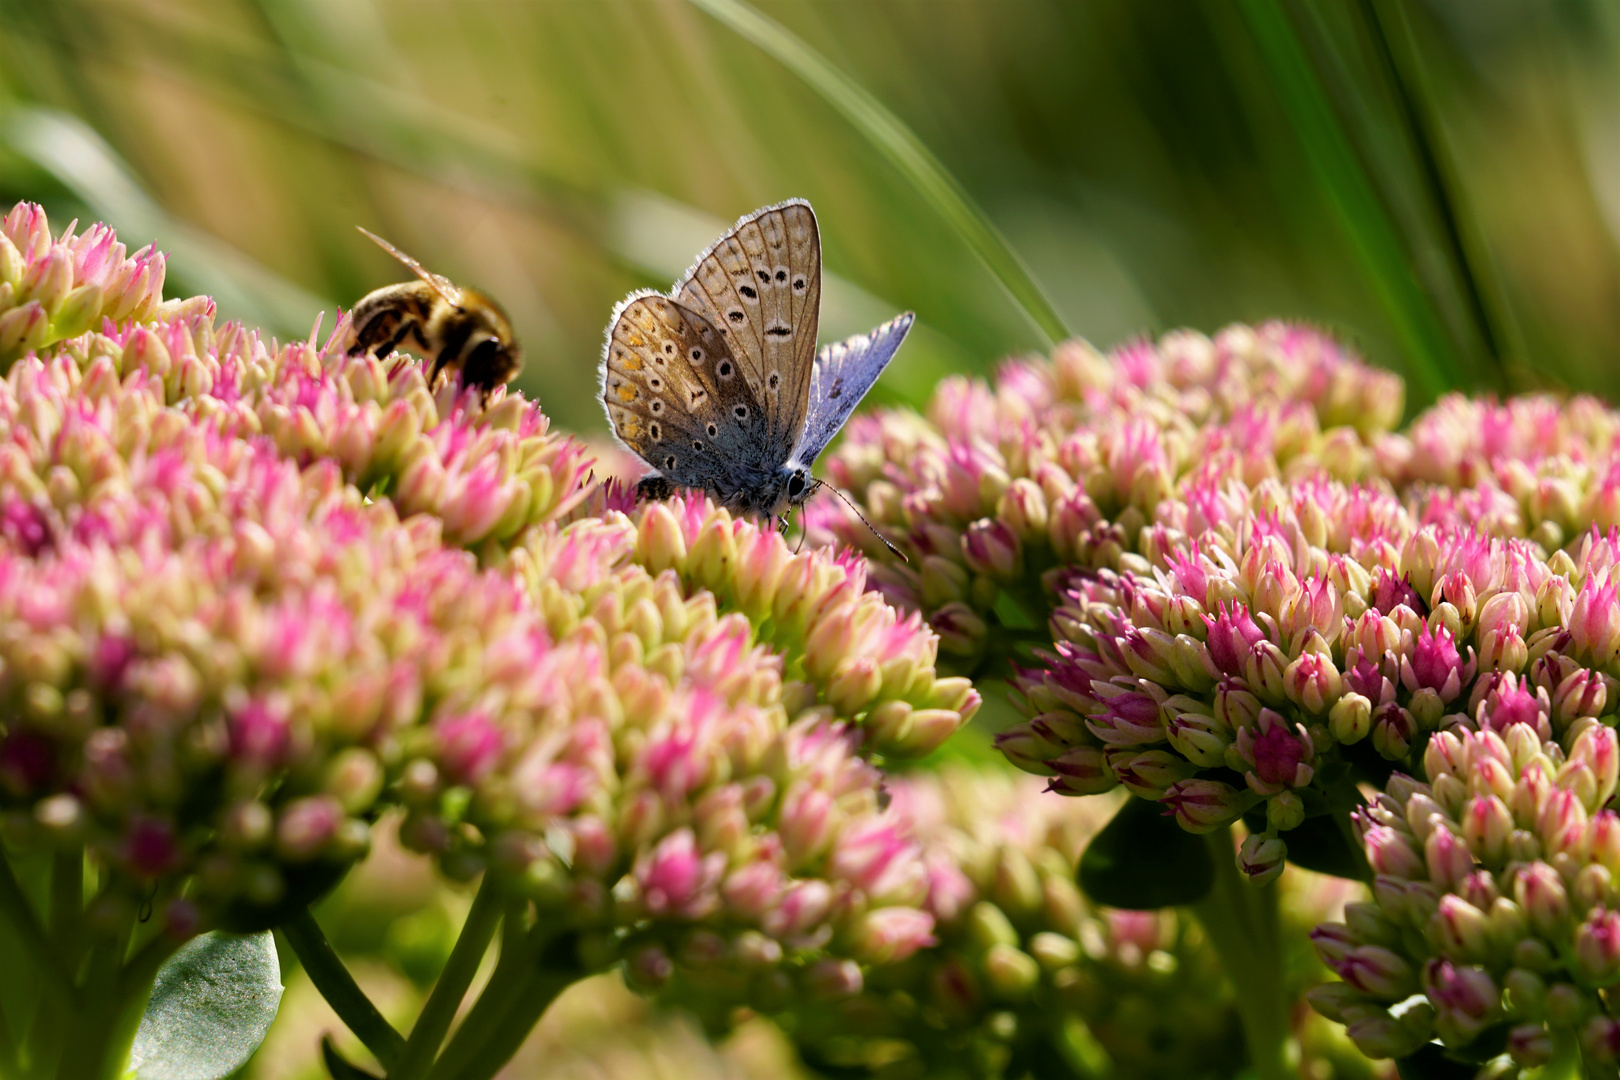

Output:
xmin=794 ymin=312 xmax=915 ymax=468
xmin=675 ymin=200 xmax=820 ymax=462
xmin=603 ymin=294 xmax=768 ymax=490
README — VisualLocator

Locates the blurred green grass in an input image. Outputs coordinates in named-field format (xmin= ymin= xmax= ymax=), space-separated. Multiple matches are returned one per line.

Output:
xmin=1 ymin=0 xmax=1619 ymax=437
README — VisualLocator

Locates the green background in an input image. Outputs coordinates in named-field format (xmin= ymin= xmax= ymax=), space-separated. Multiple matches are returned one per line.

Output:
xmin=3 ymin=0 xmax=1617 ymax=437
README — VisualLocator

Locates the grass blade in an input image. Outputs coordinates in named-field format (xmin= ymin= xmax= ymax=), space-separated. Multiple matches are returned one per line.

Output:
xmin=1237 ymin=0 xmax=1465 ymax=398
xmin=1358 ymin=0 xmax=1520 ymax=384
xmin=686 ymin=0 xmax=1070 ymax=346
xmin=0 ymin=106 xmax=329 ymax=334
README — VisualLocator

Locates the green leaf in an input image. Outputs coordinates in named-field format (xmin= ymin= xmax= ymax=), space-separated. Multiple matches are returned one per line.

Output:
xmin=684 ymin=0 xmax=1070 ymax=347
xmin=321 ymin=1035 xmax=383 ymax=1080
xmin=1078 ymin=797 xmax=1215 ymax=909
xmin=127 ymin=931 xmax=283 ymax=1080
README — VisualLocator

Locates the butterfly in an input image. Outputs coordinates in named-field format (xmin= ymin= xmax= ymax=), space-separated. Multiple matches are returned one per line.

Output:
xmin=600 ymin=199 xmax=912 ymax=528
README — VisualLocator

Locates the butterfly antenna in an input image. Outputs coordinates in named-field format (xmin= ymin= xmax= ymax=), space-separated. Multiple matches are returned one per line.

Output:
xmin=821 ymin=483 xmax=907 ymax=563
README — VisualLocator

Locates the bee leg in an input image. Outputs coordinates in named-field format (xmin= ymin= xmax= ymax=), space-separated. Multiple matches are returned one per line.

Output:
xmin=377 ymin=321 xmax=415 ymax=359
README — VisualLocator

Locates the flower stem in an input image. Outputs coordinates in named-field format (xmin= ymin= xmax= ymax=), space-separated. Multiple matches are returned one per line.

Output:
xmin=423 ymin=919 xmax=540 ymax=1080
xmin=1191 ymin=828 xmax=1290 ymax=1080
xmin=282 ymin=907 xmax=405 ymax=1070
xmin=46 ymin=851 xmax=81 ymax=973
xmin=436 ymin=934 xmax=583 ymax=1080
xmin=389 ymin=878 xmax=503 ymax=1080
xmin=0 ymin=856 xmax=72 ymax=1013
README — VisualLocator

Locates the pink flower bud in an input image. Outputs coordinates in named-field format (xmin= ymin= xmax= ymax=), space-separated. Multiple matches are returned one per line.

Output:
xmin=1283 ymin=650 xmax=1341 ymax=715
xmin=1583 ymin=1016 xmax=1620 ymax=1063
xmin=1423 ymin=958 xmax=1499 ymax=1046
xmin=1234 ymin=709 xmax=1315 ymax=795
xmin=1164 ymin=708 xmax=1233 ymax=768
xmin=275 ymin=796 xmax=344 ymax=862
xmin=1160 ymin=778 xmax=1248 ymax=833
xmin=635 ymin=828 xmax=725 ymax=920
xmin=1514 ymin=862 xmax=1571 ymax=938
xmin=1574 ymin=907 xmax=1620 ymax=983
xmin=1106 ymin=748 xmax=1198 ymax=798
xmin=1428 ymin=894 xmax=1492 ymax=963
xmin=1506 ymin=1023 xmax=1554 ymax=1067
xmin=1084 ymin=684 xmax=1166 ymax=747
xmin=1553 ymin=667 xmax=1606 ymax=730
xmin=803 ymin=958 xmax=863 ymax=1001
xmin=1045 ymin=745 xmax=1117 ymax=796
xmin=929 ymin=602 xmax=987 ymax=657
xmin=1363 ymin=824 xmax=1424 ymax=879
xmin=1424 ymin=827 xmax=1475 ymax=892
xmin=1570 ymin=576 xmax=1620 ymax=664
xmin=1339 ymin=945 xmax=1417 ymax=999
xmin=1309 ymin=922 xmax=1357 ymax=968
xmin=1237 ymin=832 xmax=1286 ymax=885
xmin=850 ymin=906 xmax=936 ymax=964
xmin=623 ymin=942 xmax=674 ymax=992
xmin=1460 ymin=795 xmax=1512 ymax=868
xmin=124 ymin=816 xmax=179 ymax=878
xmin=1345 ymin=1010 xmax=1430 ymax=1060
xmin=961 ymin=518 xmax=1022 ymax=579
xmin=1203 ymin=603 xmax=1267 ymax=678
xmin=1371 ymin=703 xmax=1417 ymax=760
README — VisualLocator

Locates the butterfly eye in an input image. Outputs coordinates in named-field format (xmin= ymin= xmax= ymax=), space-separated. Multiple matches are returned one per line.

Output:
xmin=787 ymin=473 xmax=807 ymax=498
xmin=733 ymin=405 xmax=748 ymax=420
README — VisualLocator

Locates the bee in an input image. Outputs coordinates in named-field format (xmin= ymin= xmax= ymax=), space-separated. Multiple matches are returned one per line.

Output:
xmin=346 ymin=227 xmax=523 ymax=395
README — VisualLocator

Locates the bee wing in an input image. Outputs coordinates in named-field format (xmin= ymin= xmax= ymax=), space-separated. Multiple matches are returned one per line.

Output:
xmin=356 ymin=226 xmax=464 ymax=308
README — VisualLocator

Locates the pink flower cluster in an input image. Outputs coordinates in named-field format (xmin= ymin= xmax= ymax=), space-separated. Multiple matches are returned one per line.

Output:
xmin=658 ymin=767 xmax=1246 ymax=1077
xmin=0 ymin=203 xmax=168 ymax=365
xmin=0 ymin=205 xmax=978 ymax=987
xmin=810 ymin=322 xmax=1620 ymax=883
xmin=0 ymin=341 xmax=552 ymax=930
xmin=1310 ymin=720 xmax=1620 ymax=1065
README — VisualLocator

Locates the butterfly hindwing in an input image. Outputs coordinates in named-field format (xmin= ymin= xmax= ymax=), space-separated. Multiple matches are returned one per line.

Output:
xmin=792 ymin=312 xmax=915 ymax=468
xmin=603 ymin=293 xmax=769 ymax=491
xmin=674 ymin=200 xmax=820 ymax=463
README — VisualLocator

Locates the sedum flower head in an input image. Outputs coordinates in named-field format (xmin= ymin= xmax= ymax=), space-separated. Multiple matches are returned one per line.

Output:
xmin=811 ymin=317 xmax=1620 ymax=885
xmin=1308 ymin=715 xmax=1620 ymax=1067
xmin=676 ymin=767 xmax=1246 ymax=1079
xmin=0 ymin=203 xmax=169 ymax=365
xmin=0 ymin=205 xmax=976 ymax=976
